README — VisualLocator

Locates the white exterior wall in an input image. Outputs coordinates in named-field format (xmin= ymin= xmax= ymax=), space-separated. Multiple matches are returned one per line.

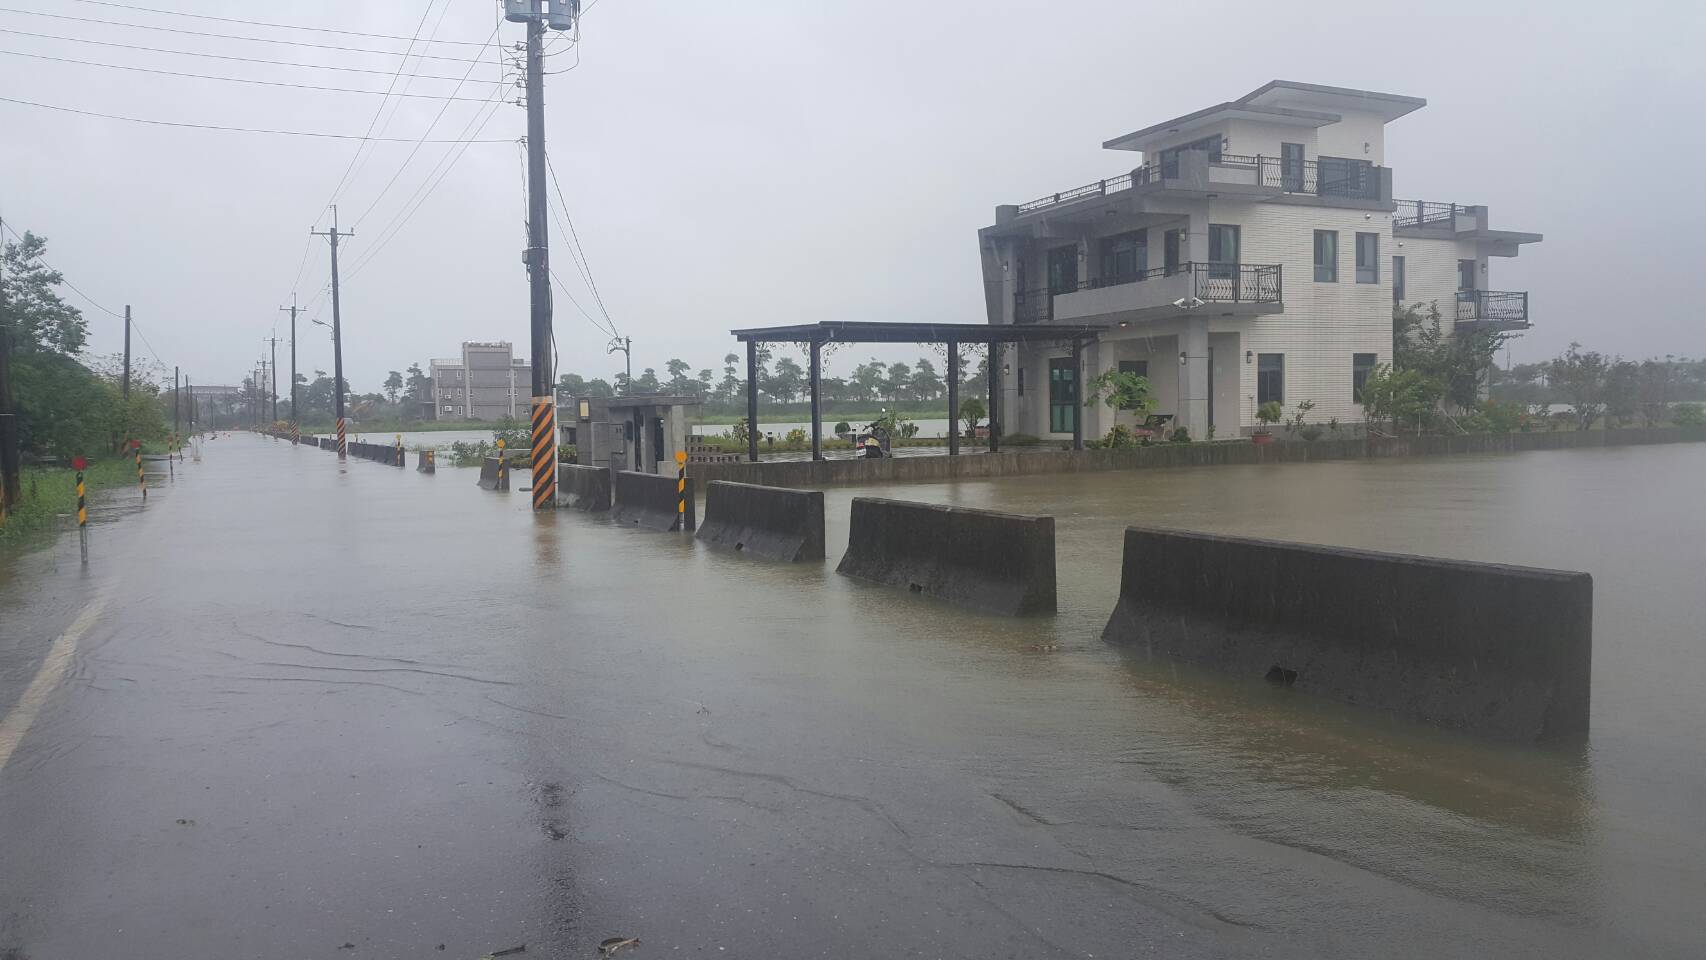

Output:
xmin=1221 ymin=118 xmax=1317 ymax=162
xmin=1206 ymin=199 xmax=1392 ymax=427
xmin=1311 ymin=110 xmax=1387 ymax=165
xmin=1397 ymin=233 xmax=1480 ymax=336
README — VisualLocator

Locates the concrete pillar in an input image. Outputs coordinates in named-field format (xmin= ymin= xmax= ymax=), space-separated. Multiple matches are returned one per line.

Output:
xmin=1177 ymin=318 xmax=1210 ymax=440
xmin=946 ymin=339 xmax=960 ymax=457
xmin=998 ymin=239 xmax=1018 ymax=326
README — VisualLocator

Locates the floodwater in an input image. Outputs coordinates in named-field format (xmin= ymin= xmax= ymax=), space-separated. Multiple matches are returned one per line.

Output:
xmin=1 ymin=435 xmax=1702 ymax=958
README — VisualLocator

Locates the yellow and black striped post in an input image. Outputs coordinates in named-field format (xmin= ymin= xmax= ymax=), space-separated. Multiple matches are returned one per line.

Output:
xmin=530 ymin=395 xmax=556 ymax=511
xmin=674 ymin=450 xmax=688 ymax=532
xmin=336 ymin=417 xmax=348 ymax=460
xmin=75 ymin=458 xmax=88 ymax=563
xmin=134 ymin=440 xmax=146 ymax=502
xmin=395 ymin=433 xmax=404 ymax=467
xmin=495 ymin=438 xmax=507 ymax=490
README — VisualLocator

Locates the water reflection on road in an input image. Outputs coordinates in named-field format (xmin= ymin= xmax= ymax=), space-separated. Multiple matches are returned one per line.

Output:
xmin=0 ymin=435 xmax=1701 ymax=958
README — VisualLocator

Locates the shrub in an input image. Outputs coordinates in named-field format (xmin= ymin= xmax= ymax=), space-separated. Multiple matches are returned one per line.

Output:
xmin=1255 ymin=401 xmax=1283 ymax=432
xmin=1479 ymin=400 xmax=1525 ymax=433
xmin=784 ymin=427 xmax=807 ymax=444
xmin=1168 ymin=426 xmax=1190 ymax=443
xmin=1101 ymin=423 xmax=1136 ymax=448
xmin=833 ymin=420 xmax=852 ymax=436
xmin=1674 ymin=403 xmax=1706 ymax=427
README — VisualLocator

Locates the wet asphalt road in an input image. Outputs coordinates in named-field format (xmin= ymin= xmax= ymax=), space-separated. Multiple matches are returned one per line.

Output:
xmin=2 ymin=434 xmax=1703 ymax=959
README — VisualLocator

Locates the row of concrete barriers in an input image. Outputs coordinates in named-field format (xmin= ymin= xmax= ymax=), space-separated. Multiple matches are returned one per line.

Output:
xmin=675 ymin=479 xmax=1594 ymax=745
xmin=295 ymin=434 xmax=405 ymax=467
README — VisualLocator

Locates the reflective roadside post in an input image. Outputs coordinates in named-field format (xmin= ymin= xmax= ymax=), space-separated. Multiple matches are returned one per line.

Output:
xmin=675 ymin=450 xmax=689 ymax=532
xmin=496 ymin=438 xmax=507 ymax=491
xmin=133 ymin=439 xmax=146 ymax=502
xmin=74 ymin=454 xmax=88 ymax=564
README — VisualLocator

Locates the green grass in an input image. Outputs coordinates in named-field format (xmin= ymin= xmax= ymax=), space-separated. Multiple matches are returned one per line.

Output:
xmin=0 ymin=451 xmax=154 ymax=547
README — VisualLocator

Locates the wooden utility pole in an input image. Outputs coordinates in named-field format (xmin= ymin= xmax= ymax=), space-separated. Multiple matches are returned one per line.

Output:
xmin=280 ymin=295 xmax=298 ymax=427
xmin=0 ymin=215 xmax=18 ymax=514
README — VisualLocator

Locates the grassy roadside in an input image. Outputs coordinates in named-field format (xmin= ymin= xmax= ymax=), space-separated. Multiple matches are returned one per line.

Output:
xmin=0 ymin=451 xmax=155 ymax=546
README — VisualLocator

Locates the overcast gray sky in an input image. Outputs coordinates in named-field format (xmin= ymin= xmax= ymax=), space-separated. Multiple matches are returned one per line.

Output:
xmin=2 ymin=0 xmax=1702 ymax=391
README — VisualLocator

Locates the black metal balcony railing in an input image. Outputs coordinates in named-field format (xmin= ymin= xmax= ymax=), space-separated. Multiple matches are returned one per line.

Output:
xmin=1393 ymin=199 xmax=1469 ymax=229
xmin=1013 ymin=262 xmax=1282 ymax=322
xmin=1457 ymin=290 xmax=1529 ymax=325
xmin=1213 ymin=154 xmax=1381 ymax=200
xmin=1016 ymin=150 xmax=1382 ymax=215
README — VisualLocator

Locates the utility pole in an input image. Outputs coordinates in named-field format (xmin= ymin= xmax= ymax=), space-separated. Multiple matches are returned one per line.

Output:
xmin=312 ymin=208 xmax=353 ymax=459
xmin=186 ymin=375 xmax=194 ymax=434
xmin=173 ymin=365 xmax=180 ymax=449
xmin=122 ymin=304 xmax=132 ymax=400
xmin=265 ymin=335 xmax=281 ymax=423
xmin=608 ymin=336 xmax=631 ymax=395
xmin=0 ymin=214 xmax=18 ymax=517
xmin=517 ymin=0 xmax=561 ymax=511
xmin=280 ymin=295 xmax=299 ymax=429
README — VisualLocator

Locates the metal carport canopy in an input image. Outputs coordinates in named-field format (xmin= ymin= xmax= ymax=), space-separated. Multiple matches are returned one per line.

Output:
xmin=730 ymin=321 xmax=1106 ymax=343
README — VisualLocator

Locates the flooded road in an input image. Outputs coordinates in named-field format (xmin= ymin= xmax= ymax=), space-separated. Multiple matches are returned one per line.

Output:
xmin=1 ymin=434 xmax=1702 ymax=958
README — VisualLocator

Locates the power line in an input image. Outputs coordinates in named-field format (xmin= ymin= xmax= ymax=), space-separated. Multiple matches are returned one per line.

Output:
xmin=0 ymin=94 xmax=516 ymax=141
xmin=62 ymin=0 xmax=496 ymax=46
xmin=550 ymin=268 xmax=617 ymax=340
xmin=0 ymin=27 xmax=493 ymax=81
xmin=350 ymin=23 xmax=506 ymax=226
xmin=320 ymin=0 xmax=441 ymax=211
xmin=0 ymin=48 xmax=502 ymax=100
xmin=1 ymin=219 xmax=123 ymax=318
xmin=544 ymin=150 xmax=617 ymax=336
xmin=0 ymin=6 xmax=498 ymax=63
xmin=340 ymin=94 xmax=511 ymax=281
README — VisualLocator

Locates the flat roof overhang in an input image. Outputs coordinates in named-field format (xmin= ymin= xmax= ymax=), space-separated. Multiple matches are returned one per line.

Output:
xmin=731 ymin=321 xmax=1105 ymax=344
xmin=1103 ymin=103 xmax=1339 ymax=153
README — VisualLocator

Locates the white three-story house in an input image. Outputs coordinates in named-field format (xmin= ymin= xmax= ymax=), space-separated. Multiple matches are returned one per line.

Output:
xmin=978 ymin=80 xmax=1540 ymax=441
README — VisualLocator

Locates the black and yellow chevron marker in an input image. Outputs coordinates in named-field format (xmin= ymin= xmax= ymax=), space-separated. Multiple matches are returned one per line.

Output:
xmin=336 ymin=417 xmax=348 ymax=459
xmin=134 ymin=441 xmax=147 ymax=502
xmin=530 ymin=395 xmax=556 ymax=511
xmin=496 ymin=438 xmax=507 ymax=490
xmin=673 ymin=450 xmax=688 ymax=531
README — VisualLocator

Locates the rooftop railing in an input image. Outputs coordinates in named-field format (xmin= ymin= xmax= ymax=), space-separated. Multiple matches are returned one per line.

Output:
xmin=1457 ymin=290 xmax=1529 ymax=325
xmin=1393 ymin=199 xmax=1473 ymax=229
xmin=1012 ymin=262 xmax=1282 ymax=322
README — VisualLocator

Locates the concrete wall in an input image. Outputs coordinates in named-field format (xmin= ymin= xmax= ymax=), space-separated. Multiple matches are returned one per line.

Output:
xmin=613 ymin=470 xmax=694 ymax=532
xmin=1101 ymin=527 xmax=1592 ymax=743
xmin=558 ymin=463 xmax=611 ymax=511
xmin=689 ymin=427 xmax=1705 ymax=489
xmin=697 ymin=481 xmax=826 ymax=562
xmin=477 ymin=456 xmax=510 ymax=491
xmin=1397 ymin=232 xmax=1478 ymax=335
xmin=836 ymin=497 xmax=1056 ymax=616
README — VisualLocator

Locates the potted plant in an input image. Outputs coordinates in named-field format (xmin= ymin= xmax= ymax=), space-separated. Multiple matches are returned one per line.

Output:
xmin=833 ymin=420 xmax=852 ymax=440
xmin=1253 ymin=400 xmax=1282 ymax=444
xmin=958 ymin=396 xmax=986 ymax=440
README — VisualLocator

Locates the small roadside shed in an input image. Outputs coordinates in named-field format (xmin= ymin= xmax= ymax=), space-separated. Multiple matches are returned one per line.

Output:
xmin=729 ymin=321 xmax=1106 ymax=462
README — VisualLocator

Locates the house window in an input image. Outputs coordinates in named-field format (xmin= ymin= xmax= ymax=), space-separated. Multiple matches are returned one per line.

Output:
xmin=1047 ymin=246 xmax=1078 ymax=295
xmin=1016 ymin=366 xmax=1024 ymax=397
xmin=1280 ymin=142 xmax=1304 ymax=191
xmin=1098 ymin=231 xmax=1147 ymax=284
xmin=1392 ymin=255 xmax=1406 ymax=303
xmin=1207 ymin=224 xmax=1239 ymax=280
xmin=1048 ymin=358 xmax=1077 ymax=434
xmin=442 ymin=405 xmax=454 ymax=414
xmin=1458 ymin=258 xmax=1477 ymax=291
xmin=1163 ymin=229 xmax=1182 ymax=276
xmin=1314 ymin=231 xmax=1338 ymax=282
xmin=1257 ymin=354 xmax=1284 ymax=406
xmin=1117 ymin=360 xmax=1149 ymax=410
xmin=1355 ymin=233 xmax=1379 ymax=283
xmin=1353 ymin=353 xmax=1377 ymax=401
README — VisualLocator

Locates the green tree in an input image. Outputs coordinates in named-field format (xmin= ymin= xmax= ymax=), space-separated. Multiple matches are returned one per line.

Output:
xmin=1085 ymin=368 xmax=1153 ymax=436
xmin=664 ymin=358 xmax=695 ymax=395
xmin=1604 ymin=360 xmax=1640 ymax=428
xmin=767 ymin=356 xmax=804 ymax=402
xmin=1359 ymin=363 xmax=1443 ymax=435
xmin=958 ymin=396 xmax=987 ymax=437
xmin=909 ymin=357 xmax=942 ymax=401
xmin=1548 ymin=342 xmax=1609 ymax=430
xmin=383 ymin=370 xmax=404 ymax=404
xmin=884 ymin=361 xmax=912 ymax=402
xmin=633 ymin=367 xmax=661 ymax=394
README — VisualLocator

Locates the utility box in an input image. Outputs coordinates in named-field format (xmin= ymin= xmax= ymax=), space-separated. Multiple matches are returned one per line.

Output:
xmin=503 ymin=0 xmax=533 ymax=23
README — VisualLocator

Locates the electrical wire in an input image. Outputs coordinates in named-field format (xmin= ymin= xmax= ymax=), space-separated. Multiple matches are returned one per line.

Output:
xmin=550 ymin=268 xmax=617 ymax=340
xmin=0 ymin=94 xmax=516 ymax=141
xmin=0 ymin=27 xmax=492 ymax=81
xmin=320 ymin=0 xmax=442 ymax=209
xmin=339 ymin=93 xmax=511 ymax=281
xmin=1 ymin=219 xmax=123 ymax=318
xmin=0 ymin=7 xmax=499 ymax=63
xmin=0 ymin=48 xmax=501 ymax=100
xmin=62 ymin=0 xmax=496 ymax=46
xmin=350 ymin=23 xmax=507 ymax=227
xmin=544 ymin=150 xmax=617 ymax=335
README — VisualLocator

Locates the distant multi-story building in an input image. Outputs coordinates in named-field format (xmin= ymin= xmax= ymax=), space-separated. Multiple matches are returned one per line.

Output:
xmin=977 ymin=80 xmax=1540 ymax=441
xmin=429 ymin=342 xmax=531 ymax=421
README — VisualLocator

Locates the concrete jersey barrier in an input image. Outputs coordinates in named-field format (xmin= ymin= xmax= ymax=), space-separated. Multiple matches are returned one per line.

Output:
xmin=613 ymin=470 xmax=694 ymax=531
xmin=559 ymin=464 xmax=612 ymax=511
xmin=836 ymin=497 xmax=1056 ymax=616
xmin=1100 ymin=526 xmax=1593 ymax=743
xmin=477 ymin=456 xmax=509 ymax=491
xmin=697 ymin=480 xmax=825 ymax=562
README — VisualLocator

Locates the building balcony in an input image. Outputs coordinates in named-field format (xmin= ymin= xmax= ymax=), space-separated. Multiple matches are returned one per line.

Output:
xmin=1015 ymin=263 xmax=1282 ymax=325
xmin=1455 ymin=290 xmax=1530 ymax=332
xmin=1010 ymin=151 xmax=1386 ymax=220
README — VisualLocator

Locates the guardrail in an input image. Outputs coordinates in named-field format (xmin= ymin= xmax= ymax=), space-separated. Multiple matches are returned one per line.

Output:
xmin=1457 ymin=289 xmax=1529 ymax=325
xmin=1013 ymin=262 xmax=1281 ymax=320
xmin=1393 ymin=199 xmax=1466 ymax=229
